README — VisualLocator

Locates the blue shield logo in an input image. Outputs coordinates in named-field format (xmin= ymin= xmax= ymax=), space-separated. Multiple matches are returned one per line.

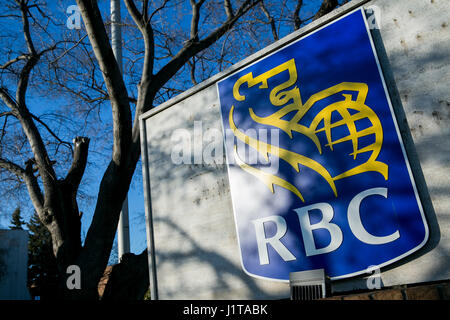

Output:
xmin=217 ymin=9 xmax=428 ymax=281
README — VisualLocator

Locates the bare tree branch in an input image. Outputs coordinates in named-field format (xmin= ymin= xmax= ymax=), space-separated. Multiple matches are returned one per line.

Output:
xmin=0 ymin=95 xmax=53 ymax=196
xmin=0 ymin=87 xmax=18 ymax=111
xmin=224 ymin=0 xmax=234 ymax=19
xmin=152 ymin=0 xmax=261 ymax=98
xmin=123 ymin=0 xmax=155 ymax=76
xmin=0 ymin=112 xmax=13 ymax=146
xmin=0 ymin=54 xmax=28 ymax=69
xmin=148 ymin=0 xmax=170 ymax=22
xmin=0 ymin=111 xmax=14 ymax=118
xmin=123 ymin=0 xmax=143 ymax=28
xmin=142 ymin=0 xmax=149 ymax=21
xmin=8 ymin=2 xmax=59 ymax=200
xmin=64 ymin=137 xmax=90 ymax=193
xmin=16 ymin=0 xmax=37 ymax=56
xmin=313 ymin=0 xmax=338 ymax=21
xmin=30 ymin=113 xmax=73 ymax=154
xmin=50 ymin=34 xmax=88 ymax=65
xmin=293 ymin=0 xmax=303 ymax=30
xmin=0 ymin=156 xmax=44 ymax=214
xmin=0 ymin=157 xmax=26 ymax=176
xmin=23 ymin=158 xmax=45 ymax=214
xmin=260 ymin=1 xmax=278 ymax=41
xmin=190 ymin=0 xmax=206 ymax=41
xmin=187 ymin=57 xmax=198 ymax=85
xmin=76 ymin=0 xmax=132 ymax=166
xmin=123 ymin=0 xmax=157 ymax=165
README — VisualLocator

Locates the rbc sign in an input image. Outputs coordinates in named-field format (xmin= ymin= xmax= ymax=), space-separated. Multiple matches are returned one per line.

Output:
xmin=217 ymin=9 xmax=428 ymax=281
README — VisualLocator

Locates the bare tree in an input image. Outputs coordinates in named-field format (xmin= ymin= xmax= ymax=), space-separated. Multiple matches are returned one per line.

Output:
xmin=0 ymin=0 xmax=343 ymax=299
xmin=0 ymin=0 xmax=263 ymax=299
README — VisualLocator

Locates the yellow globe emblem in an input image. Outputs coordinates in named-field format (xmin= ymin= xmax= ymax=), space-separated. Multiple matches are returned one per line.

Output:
xmin=229 ymin=59 xmax=388 ymax=202
xmin=309 ymin=91 xmax=387 ymax=182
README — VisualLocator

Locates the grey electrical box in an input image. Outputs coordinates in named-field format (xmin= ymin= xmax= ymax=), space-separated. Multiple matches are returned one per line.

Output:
xmin=289 ymin=269 xmax=327 ymax=300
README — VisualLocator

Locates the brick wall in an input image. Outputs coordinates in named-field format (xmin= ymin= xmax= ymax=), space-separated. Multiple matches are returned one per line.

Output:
xmin=325 ymin=281 xmax=450 ymax=300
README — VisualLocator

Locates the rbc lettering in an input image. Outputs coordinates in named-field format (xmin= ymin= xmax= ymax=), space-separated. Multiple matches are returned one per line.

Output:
xmin=252 ymin=187 xmax=400 ymax=264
